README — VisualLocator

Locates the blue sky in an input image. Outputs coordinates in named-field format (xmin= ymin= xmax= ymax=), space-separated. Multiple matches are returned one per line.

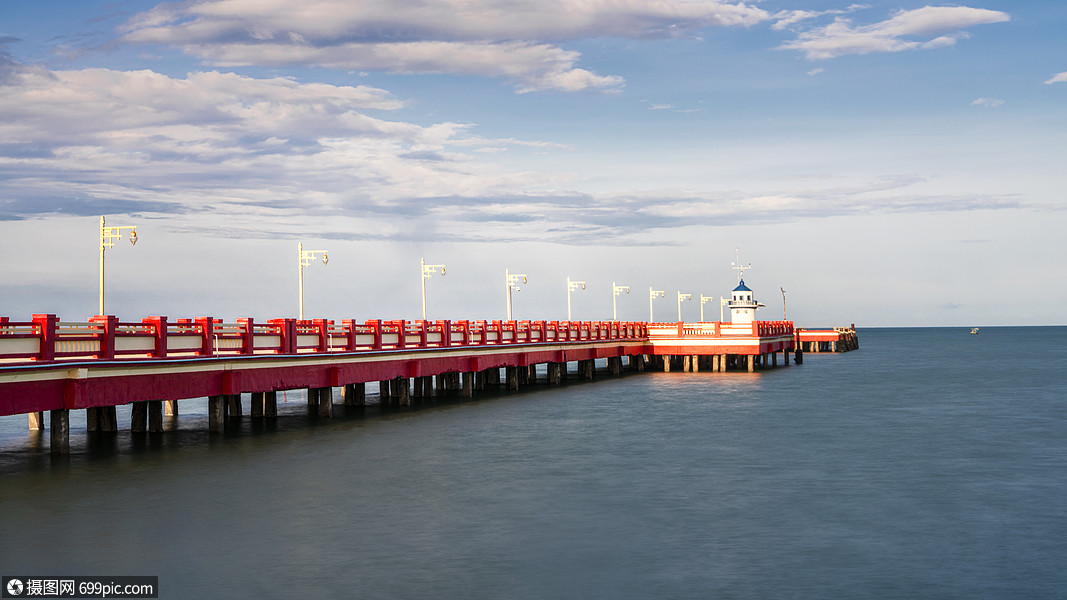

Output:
xmin=1 ymin=0 xmax=1064 ymax=326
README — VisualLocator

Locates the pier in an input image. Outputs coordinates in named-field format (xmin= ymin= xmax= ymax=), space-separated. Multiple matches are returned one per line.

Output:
xmin=0 ymin=312 xmax=861 ymax=455
xmin=1 ymin=258 xmax=860 ymax=455
xmin=795 ymin=325 xmax=860 ymax=353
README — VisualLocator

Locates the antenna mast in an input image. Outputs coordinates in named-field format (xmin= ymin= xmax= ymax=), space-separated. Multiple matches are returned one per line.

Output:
xmin=731 ymin=248 xmax=751 ymax=282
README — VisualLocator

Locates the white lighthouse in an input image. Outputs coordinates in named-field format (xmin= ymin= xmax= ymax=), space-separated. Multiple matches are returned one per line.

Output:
xmin=729 ymin=250 xmax=763 ymax=324
xmin=729 ymin=279 xmax=759 ymax=324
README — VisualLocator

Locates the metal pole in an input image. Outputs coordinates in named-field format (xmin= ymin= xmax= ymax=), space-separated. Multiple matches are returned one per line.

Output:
xmin=506 ymin=268 xmax=513 ymax=321
xmin=613 ymin=281 xmax=617 ymax=321
xmin=99 ymin=216 xmax=106 ymax=315
xmin=298 ymin=242 xmax=304 ymax=320
xmin=421 ymin=258 xmax=427 ymax=321
xmin=567 ymin=276 xmax=572 ymax=321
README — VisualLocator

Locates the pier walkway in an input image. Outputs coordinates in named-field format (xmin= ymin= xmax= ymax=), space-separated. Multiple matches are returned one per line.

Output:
xmin=1 ymin=313 xmax=823 ymax=454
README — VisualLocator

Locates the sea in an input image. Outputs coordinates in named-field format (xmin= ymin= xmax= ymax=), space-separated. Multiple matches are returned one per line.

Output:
xmin=1 ymin=327 xmax=1065 ymax=599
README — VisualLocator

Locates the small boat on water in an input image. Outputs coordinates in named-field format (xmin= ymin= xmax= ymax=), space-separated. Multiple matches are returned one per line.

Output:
xmin=970 ymin=328 xmax=980 ymax=335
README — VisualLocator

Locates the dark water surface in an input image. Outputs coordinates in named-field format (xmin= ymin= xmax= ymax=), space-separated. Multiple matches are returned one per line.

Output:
xmin=2 ymin=327 xmax=1065 ymax=599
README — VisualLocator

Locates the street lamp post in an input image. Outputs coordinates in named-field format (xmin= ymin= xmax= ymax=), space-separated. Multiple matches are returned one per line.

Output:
xmin=99 ymin=216 xmax=138 ymax=315
xmin=677 ymin=291 xmax=692 ymax=321
xmin=566 ymin=276 xmax=586 ymax=320
xmin=720 ymin=297 xmax=729 ymax=322
xmin=700 ymin=295 xmax=715 ymax=322
xmin=506 ymin=268 xmax=527 ymax=320
xmin=298 ymin=242 xmax=328 ymax=320
xmin=421 ymin=258 xmax=446 ymax=320
xmin=612 ymin=282 xmax=630 ymax=321
xmin=649 ymin=287 xmax=664 ymax=322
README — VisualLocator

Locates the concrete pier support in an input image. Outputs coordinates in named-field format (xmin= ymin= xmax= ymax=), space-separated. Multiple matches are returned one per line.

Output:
xmin=462 ymin=372 xmax=474 ymax=397
xmin=392 ymin=378 xmax=410 ymax=406
xmin=309 ymin=387 xmax=334 ymax=416
xmin=165 ymin=400 xmax=178 ymax=416
xmin=251 ymin=393 xmax=264 ymax=417
xmin=747 ymin=355 xmax=755 ymax=373
xmin=50 ymin=409 xmax=69 ymax=455
xmin=579 ymin=359 xmax=594 ymax=380
xmin=772 ymin=352 xmax=778 ymax=367
xmin=86 ymin=406 xmax=118 ymax=432
xmin=609 ymin=356 xmax=621 ymax=377
xmin=663 ymin=355 xmax=671 ymax=373
xmin=783 ymin=350 xmax=790 ymax=366
xmin=148 ymin=400 xmax=163 ymax=432
xmin=29 ymin=412 xmax=44 ymax=431
xmin=379 ymin=380 xmax=392 ymax=405
xmin=630 ymin=354 xmax=645 ymax=372
xmin=131 ymin=402 xmax=148 ymax=432
xmin=265 ymin=391 xmax=278 ymax=417
xmin=343 ymin=383 xmax=366 ymax=406
xmin=227 ymin=394 xmax=243 ymax=418
xmin=208 ymin=395 xmax=225 ymax=432
xmin=506 ymin=366 xmax=519 ymax=391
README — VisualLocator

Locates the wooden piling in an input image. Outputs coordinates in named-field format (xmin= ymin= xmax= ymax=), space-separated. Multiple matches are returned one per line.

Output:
xmin=462 ymin=372 xmax=474 ymax=397
xmin=148 ymin=400 xmax=163 ymax=432
xmin=50 ymin=409 xmax=69 ymax=455
xmin=165 ymin=400 xmax=178 ymax=416
xmin=131 ymin=401 xmax=147 ymax=432
xmin=343 ymin=383 xmax=366 ymax=406
xmin=506 ymin=366 xmax=519 ymax=391
xmin=747 ymin=355 xmax=755 ymax=373
xmin=264 ymin=391 xmax=278 ymax=417
xmin=102 ymin=406 xmax=117 ymax=431
xmin=663 ymin=355 xmax=671 ymax=373
xmin=208 ymin=395 xmax=225 ymax=432
xmin=29 ymin=411 xmax=44 ymax=431
xmin=318 ymin=387 xmax=335 ymax=416
xmin=226 ymin=394 xmax=242 ymax=418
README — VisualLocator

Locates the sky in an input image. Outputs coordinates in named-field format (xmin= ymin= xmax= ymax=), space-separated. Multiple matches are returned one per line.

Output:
xmin=0 ymin=0 xmax=1064 ymax=327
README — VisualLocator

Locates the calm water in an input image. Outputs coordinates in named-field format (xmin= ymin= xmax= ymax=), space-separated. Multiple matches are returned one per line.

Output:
xmin=1 ymin=327 xmax=1065 ymax=599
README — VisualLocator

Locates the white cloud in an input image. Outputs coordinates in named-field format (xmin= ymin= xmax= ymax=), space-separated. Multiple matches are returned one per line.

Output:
xmin=119 ymin=0 xmax=769 ymax=92
xmin=971 ymin=97 xmax=1004 ymax=108
xmin=780 ymin=6 xmax=1009 ymax=60
xmin=771 ymin=4 xmax=869 ymax=31
xmin=1045 ymin=71 xmax=1067 ymax=84
xmin=0 ymin=60 xmax=560 ymax=228
xmin=807 ymin=68 xmax=824 ymax=76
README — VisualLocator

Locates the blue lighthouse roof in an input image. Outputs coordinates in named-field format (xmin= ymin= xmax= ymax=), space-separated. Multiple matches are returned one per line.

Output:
xmin=733 ymin=279 xmax=752 ymax=292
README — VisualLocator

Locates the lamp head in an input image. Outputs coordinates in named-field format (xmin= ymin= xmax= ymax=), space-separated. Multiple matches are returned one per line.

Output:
xmin=129 ymin=230 xmax=138 ymax=246
xmin=322 ymin=253 xmax=329 ymax=266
